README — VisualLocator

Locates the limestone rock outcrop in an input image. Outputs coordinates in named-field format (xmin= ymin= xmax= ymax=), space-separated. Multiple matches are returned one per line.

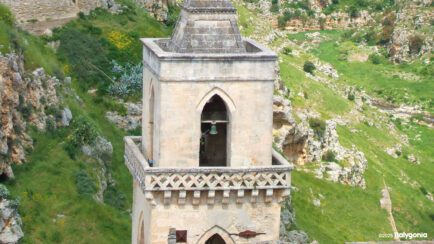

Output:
xmin=0 ymin=53 xmax=65 ymax=178
xmin=105 ymin=102 xmax=142 ymax=131
xmin=272 ymin=94 xmax=368 ymax=188
xmin=0 ymin=184 xmax=23 ymax=244
xmin=387 ymin=1 xmax=433 ymax=62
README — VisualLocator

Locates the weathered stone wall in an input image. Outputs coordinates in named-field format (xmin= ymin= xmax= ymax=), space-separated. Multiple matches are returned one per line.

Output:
xmin=0 ymin=0 xmax=105 ymax=23
xmin=141 ymin=38 xmax=277 ymax=168
xmin=131 ymin=181 xmax=283 ymax=244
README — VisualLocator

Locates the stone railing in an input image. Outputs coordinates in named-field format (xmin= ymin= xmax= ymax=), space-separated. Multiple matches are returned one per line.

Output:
xmin=124 ymin=136 xmax=292 ymax=204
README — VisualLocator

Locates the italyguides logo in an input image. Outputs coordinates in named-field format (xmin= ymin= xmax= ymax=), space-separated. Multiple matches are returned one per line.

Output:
xmin=378 ymin=232 xmax=428 ymax=240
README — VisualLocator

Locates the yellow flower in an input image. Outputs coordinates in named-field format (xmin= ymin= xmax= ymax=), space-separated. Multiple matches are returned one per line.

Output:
xmin=63 ymin=64 xmax=71 ymax=74
xmin=107 ymin=31 xmax=133 ymax=50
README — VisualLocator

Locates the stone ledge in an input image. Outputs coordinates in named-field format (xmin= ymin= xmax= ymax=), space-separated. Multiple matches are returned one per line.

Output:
xmin=124 ymin=136 xmax=292 ymax=194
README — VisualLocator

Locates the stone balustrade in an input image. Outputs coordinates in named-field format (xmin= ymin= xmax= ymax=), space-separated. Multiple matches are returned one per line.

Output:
xmin=124 ymin=136 xmax=292 ymax=204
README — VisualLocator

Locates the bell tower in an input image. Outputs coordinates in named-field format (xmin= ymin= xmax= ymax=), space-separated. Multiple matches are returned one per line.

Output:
xmin=124 ymin=0 xmax=292 ymax=243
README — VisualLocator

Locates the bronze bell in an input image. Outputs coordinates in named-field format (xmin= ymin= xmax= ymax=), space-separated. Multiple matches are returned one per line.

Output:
xmin=210 ymin=124 xmax=218 ymax=135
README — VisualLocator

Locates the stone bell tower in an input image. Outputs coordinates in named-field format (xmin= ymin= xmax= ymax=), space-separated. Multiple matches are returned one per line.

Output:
xmin=124 ymin=0 xmax=292 ymax=243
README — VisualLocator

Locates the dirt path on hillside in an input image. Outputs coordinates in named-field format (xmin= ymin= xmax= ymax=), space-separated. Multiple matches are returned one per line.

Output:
xmin=380 ymin=179 xmax=400 ymax=241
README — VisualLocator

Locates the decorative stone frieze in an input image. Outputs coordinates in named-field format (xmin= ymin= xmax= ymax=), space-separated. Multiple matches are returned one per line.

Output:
xmin=125 ymin=136 xmax=292 ymax=205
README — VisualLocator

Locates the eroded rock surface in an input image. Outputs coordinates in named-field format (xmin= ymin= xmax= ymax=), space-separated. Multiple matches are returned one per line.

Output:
xmin=0 ymin=53 xmax=66 ymax=178
xmin=0 ymin=184 xmax=23 ymax=244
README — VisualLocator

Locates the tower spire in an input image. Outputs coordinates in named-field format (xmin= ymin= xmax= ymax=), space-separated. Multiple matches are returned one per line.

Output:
xmin=168 ymin=0 xmax=246 ymax=53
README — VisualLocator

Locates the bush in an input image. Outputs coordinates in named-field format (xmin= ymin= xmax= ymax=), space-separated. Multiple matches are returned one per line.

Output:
xmin=270 ymin=0 xmax=279 ymax=13
xmin=0 ymin=4 xmax=14 ymax=26
xmin=278 ymin=16 xmax=287 ymax=29
xmin=70 ymin=116 xmax=98 ymax=147
xmin=348 ymin=6 xmax=360 ymax=18
xmin=322 ymin=150 xmax=336 ymax=162
xmin=104 ymin=185 xmax=126 ymax=209
xmin=75 ymin=170 xmax=97 ymax=197
xmin=107 ymin=61 xmax=143 ymax=97
xmin=283 ymin=47 xmax=292 ymax=55
xmin=46 ymin=117 xmax=57 ymax=132
xmin=309 ymin=118 xmax=326 ymax=138
xmin=303 ymin=61 xmax=316 ymax=74
xmin=347 ymin=93 xmax=355 ymax=101
xmin=409 ymin=35 xmax=424 ymax=55
xmin=369 ymin=53 xmax=382 ymax=64
xmin=65 ymin=116 xmax=98 ymax=159
xmin=78 ymin=12 xmax=86 ymax=19
xmin=165 ymin=5 xmax=180 ymax=27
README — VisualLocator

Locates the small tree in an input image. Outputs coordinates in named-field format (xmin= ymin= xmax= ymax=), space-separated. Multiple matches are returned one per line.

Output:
xmin=303 ymin=61 xmax=316 ymax=74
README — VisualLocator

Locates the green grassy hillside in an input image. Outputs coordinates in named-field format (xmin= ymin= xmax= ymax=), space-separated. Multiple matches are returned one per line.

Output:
xmin=1 ymin=2 xmax=172 ymax=243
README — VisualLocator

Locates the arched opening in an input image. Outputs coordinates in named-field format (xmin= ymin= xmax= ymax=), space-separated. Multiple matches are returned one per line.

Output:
xmin=205 ymin=234 xmax=226 ymax=244
xmin=200 ymin=95 xmax=228 ymax=167
xmin=138 ymin=219 xmax=145 ymax=244
xmin=147 ymin=88 xmax=155 ymax=161
xmin=197 ymin=226 xmax=235 ymax=244
xmin=137 ymin=212 xmax=145 ymax=244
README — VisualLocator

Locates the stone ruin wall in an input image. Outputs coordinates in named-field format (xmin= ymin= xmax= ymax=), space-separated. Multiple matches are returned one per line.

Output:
xmin=0 ymin=0 xmax=103 ymax=23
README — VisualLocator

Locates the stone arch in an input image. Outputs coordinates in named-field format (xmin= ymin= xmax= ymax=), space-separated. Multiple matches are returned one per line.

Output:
xmin=196 ymin=87 xmax=235 ymax=114
xmin=197 ymin=226 xmax=235 ymax=244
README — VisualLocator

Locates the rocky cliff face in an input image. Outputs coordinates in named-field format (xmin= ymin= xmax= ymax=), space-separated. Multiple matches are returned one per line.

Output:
xmin=387 ymin=0 xmax=433 ymax=63
xmin=272 ymin=94 xmax=368 ymax=188
xmin=0 ymin=53 xmax=65 ymax=178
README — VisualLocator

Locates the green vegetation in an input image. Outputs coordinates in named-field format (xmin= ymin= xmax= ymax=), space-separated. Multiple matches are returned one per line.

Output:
xmin=322 ymin=150 xmax=336 ymax=162
xmin=311 ymin=31 xmax=434 ymax=111
xmin=0 ymin=2 xmax=174 ymax=243
xmin=0 ymin=3 xmax=14 ymax=26
xmin=0 ymin=1 xmax=432 ymax=244
xmin=309 ymin=118 xmax=326 ymax=139
xmin=303 ymin=60 xmax=316 ymax=74
xmin=64 ymin=116 xmax=99 ymax=159
xmin=270 ymin=0 xmax=279 ymax=13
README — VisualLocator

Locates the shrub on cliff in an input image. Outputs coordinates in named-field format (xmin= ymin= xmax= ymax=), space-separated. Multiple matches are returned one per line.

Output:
xmin=322 ymin=150 xmax=337 ymax=162
xmin=309 ymin=118 xmax=326 ymax=139
xmin=65 ymin=116 xmax=98 ymax=159
xmin=303 ymin=61 xmax=316 ymax=74
xmin=0 ymin=4 xmax=14 ymax=26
